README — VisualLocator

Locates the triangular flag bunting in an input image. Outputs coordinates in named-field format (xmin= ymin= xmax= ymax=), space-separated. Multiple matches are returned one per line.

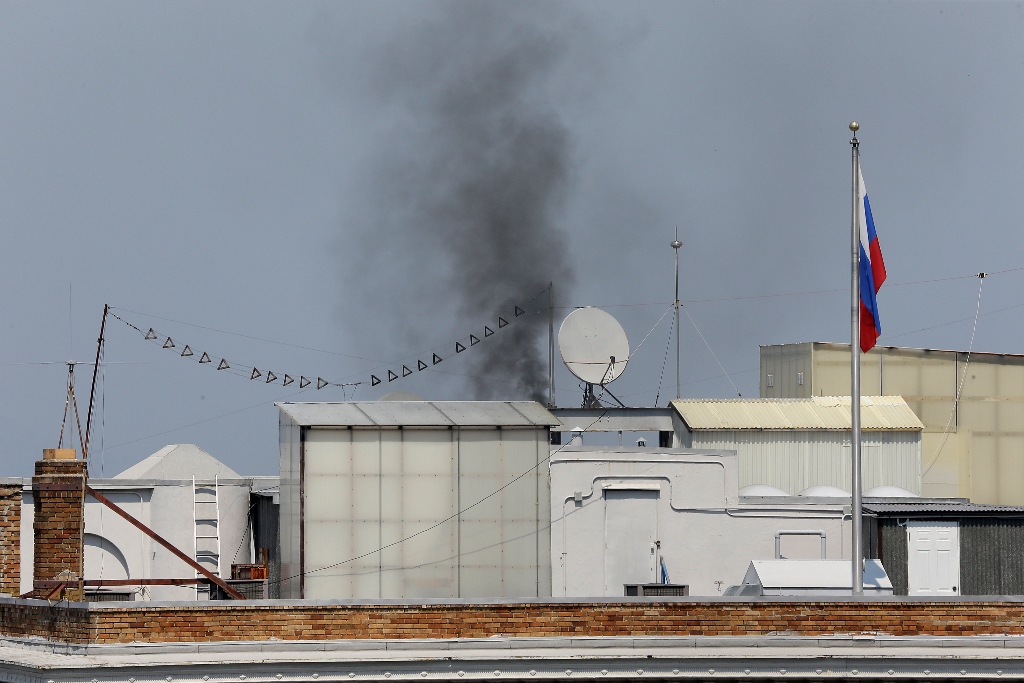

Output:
xmin=432 ymin=353 xmax=443 ymax=365
xmin=251 ymin=368 xmax=262 ymax=380
xmin=317 ymin=377 xmax=328 ymax=390
xmin=145 ymin=328 xmax=157 ymax=340
xmin=371 ymin=375 xmax=381 ymax=386
xmin=266 ymin=371 xmax=277 ymax=383
xmin=417 ymin=360 xmax=428 ymax=371
xmin=470 ymin=335 xmax=480 ymax=346
xmin=217 ymin=359 xmax=230 ymax=370
xmin=498 ymin=317 xmax=508 ymax=328
xmin=456 ymin=341 xmax=466 ymax=353
xmin=163 ymin=337 xmax=175 ymax=349
xmin=402 ymin=365 xmax=412 ymax=377
xmin=515 ymin=306 xmax=525 ymax=317
xmin=199 ymin=352 xmax=211 ymax=363
xmin=283 ymin=374 xmax=294 ymax=386
xmin=181 ymin=345 xmax=193 ymax=357
xmin=484 ymin=326 xmax=494 ymax=337
xmin=299 ymin=376 xmax=311 ymax=388
xmin=388 ymin=370 xmax=398 ymax=382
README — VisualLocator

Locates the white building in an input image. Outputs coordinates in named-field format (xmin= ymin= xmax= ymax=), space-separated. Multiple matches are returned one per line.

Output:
xmin=18 ymin=444 xmax=275 ymax=601
xmin=550 ymin=445 xmax=857 ymax=597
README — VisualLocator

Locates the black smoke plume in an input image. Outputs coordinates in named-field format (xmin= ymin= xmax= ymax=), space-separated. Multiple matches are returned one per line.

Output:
xmin=357 ymin=4 xmax=576 ymax=401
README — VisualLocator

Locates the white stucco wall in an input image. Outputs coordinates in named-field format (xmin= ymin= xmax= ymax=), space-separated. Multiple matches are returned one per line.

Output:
xmin=19 ymin=477 xmax=273 ymax=601
xmin=550 ymin=447 xmax=849 ymax=597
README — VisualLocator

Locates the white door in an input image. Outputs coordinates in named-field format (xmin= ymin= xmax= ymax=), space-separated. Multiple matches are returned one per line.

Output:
xmin=603 ymin=489 xmax=658 ymax=596
xmin=907 ymin=521 xmax=960 ymax=595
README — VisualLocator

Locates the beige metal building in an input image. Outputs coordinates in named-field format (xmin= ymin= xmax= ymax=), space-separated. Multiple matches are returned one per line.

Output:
xmin=761 ymin=342 xmax=1024 ymax=503
xmin=671 ymin=397 xmax=923 ymax=495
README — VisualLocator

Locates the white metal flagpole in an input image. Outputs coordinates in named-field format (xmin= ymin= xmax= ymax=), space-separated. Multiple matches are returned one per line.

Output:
xmin=672 ymin=227 xmax=682 ymax=400
xmin=849 ymin=121 xmax=863 ymax=596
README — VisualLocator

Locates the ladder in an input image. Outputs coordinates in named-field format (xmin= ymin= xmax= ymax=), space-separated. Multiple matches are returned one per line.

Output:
xmin=193 ymin=475 xmax=222 ymax=595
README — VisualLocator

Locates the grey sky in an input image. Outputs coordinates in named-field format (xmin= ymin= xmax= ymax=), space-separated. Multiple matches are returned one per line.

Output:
xmin=2 ymin=1 xmax=1022 ymax=477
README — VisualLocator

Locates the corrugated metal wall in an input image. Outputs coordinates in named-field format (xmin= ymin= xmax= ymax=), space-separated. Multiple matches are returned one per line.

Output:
xmin=691 ymin=430 xmax=921 ymax=494
xmin=960 ymin=518 xmax=1024 ymax=595
xmin=877 ymin=519 xmax=908 ymax=595
xmin=876 ymin=516 xmax=1024 ymax=595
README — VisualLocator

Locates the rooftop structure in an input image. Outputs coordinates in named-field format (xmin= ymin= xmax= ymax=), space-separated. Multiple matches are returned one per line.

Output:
xmin=761 ymin=342 xmax=1024 ymax=503
xmin=671 ymin=397 xmax=923 ymax=495
xmin=277 ymin=402 xmax=558 ymax=601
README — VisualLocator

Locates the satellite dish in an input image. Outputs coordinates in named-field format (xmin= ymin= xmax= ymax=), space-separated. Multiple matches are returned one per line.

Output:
xmin=558 ymin=307 xmax=630 ymax=385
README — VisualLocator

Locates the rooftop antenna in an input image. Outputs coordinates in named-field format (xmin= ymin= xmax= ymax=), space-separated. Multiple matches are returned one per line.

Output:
xmin=558 ymin=307 xmax=630 ymax=408
xmin=57 ymin=361 xmax=85 ymax=453
xmin=84 ymin=304 xmax=110 ymax=461
xmin=671 ymin=227 xmax=683 ymax=400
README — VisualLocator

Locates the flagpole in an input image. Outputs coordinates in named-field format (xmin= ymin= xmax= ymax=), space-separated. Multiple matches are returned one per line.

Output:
xmin=850 ymin=121 xmax=863 ymax=596
xmin=672 ymin=227 xmax=682 ymax=400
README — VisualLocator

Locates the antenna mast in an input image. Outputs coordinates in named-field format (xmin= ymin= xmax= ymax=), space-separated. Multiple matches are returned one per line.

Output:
xmin=672 ymin=228 xmax=683 ymax=400
xmin=84 ymin=304 xmax=109 ymax=461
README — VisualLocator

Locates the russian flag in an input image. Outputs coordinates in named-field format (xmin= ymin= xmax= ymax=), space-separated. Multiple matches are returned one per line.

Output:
xmin=858 ymin=167 xmax=886 ymax=352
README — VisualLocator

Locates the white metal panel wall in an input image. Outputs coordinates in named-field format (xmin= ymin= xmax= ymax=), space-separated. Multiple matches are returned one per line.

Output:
xmin=692 ymin=430 xmax=921 ymax=494
xmin=297 ymin=426 xmax=550 ymax=600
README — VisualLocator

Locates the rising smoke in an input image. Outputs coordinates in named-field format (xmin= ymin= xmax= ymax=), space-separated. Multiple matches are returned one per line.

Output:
xmin=355 ymin=4 xmax=577 ymax=401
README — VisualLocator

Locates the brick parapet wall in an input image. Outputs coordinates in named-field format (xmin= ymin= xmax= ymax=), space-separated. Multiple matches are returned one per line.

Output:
xmin=0 ymin=486 xmax=20 ymax=596
xmin=2 ymin=599 xmax=1024 ymax=645
xmin=32 ymin=459 xmax=86 ymax=601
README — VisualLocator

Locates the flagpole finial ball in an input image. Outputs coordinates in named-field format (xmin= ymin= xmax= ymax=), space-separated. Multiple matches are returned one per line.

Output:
xmin=849 ymin=121 xmax=860 ymax=132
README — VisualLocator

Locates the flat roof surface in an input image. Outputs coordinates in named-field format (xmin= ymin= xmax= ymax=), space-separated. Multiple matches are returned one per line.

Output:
xmin=277 ymin=401 xmax=560 ymax=427
xmin=671 ymin=396 xmax=924 ymax=431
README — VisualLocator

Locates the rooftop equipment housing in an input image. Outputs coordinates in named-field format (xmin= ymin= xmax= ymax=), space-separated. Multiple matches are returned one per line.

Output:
xmin=277 ymin=401 xmax=559 ymax=600
xmin=672 ymin=397 xmax=923 ymax=495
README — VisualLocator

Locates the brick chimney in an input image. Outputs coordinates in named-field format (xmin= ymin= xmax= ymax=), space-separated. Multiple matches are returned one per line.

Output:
xmin=32 ymin=449 xmax=85 ymax=601
xmin=0 ymin=482 xmax=20 ymax=596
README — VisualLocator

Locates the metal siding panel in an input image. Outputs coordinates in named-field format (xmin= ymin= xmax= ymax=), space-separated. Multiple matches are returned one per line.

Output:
xmin=695 ymin=430 xmax=918 ymax=494
xmin=879 ymin=519 xmax=908 ymax=596
xmin=960 ymin=518 xmax=1024 ymax=595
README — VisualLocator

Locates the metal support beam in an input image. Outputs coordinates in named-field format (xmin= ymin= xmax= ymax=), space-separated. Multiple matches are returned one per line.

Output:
xmin=85 ymin=485 xmax=245 ymax=600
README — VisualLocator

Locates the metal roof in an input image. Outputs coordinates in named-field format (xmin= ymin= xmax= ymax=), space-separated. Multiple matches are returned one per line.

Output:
xmin=277 ymin=401 xmax=560 ymax=427
xmin=671 ymin=396 xmax=924 ymax=431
